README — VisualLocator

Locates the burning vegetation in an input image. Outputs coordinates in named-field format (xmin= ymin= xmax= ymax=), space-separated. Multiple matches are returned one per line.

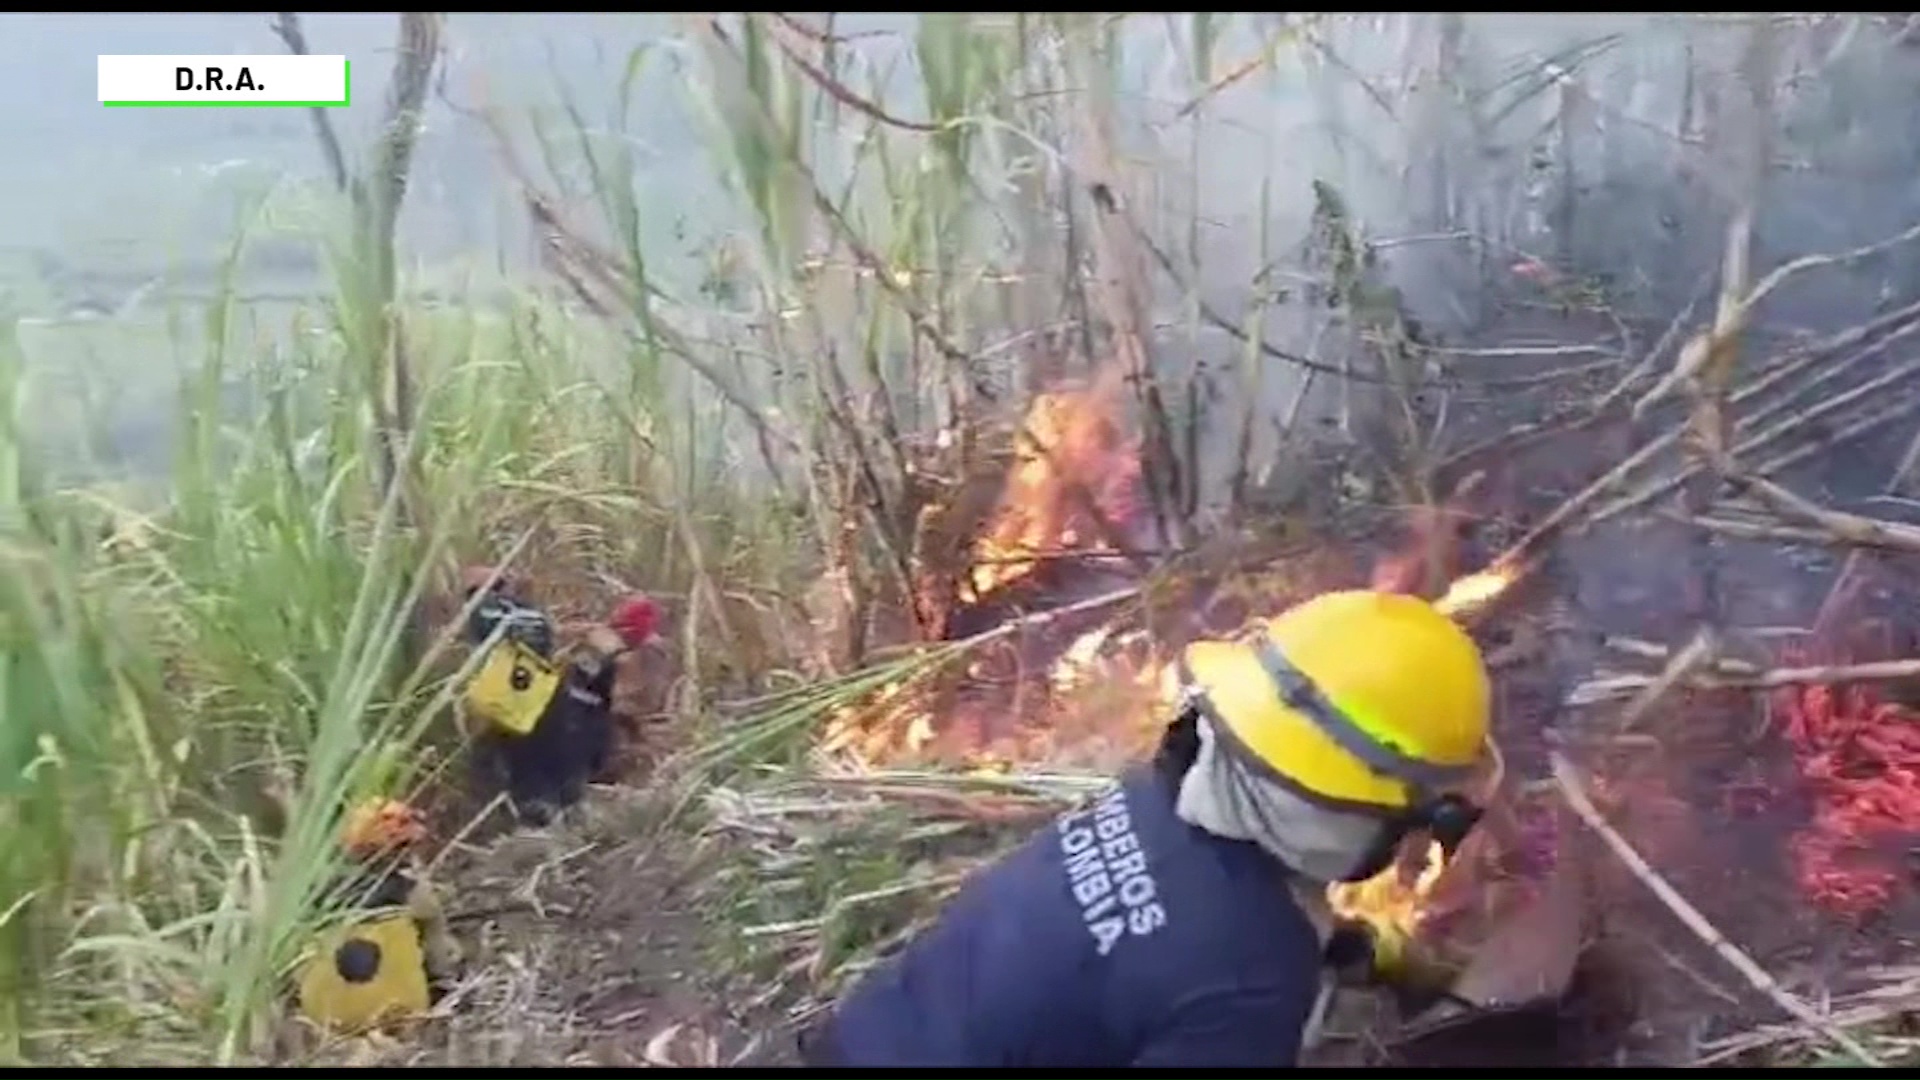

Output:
xmin=812 ymin=279 xmax=1920 ymax=1065
xmin=824 ymin=374 xmax=1526 ymax=955
xmin=961 ymin=373 xmax=1145 ymax=604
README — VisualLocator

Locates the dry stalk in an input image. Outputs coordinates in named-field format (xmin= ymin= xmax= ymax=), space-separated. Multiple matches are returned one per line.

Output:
xmin=1133 ymin=223 xmax=1624 ymax=392
xmin=1672 ymin=18 xmax=1771 ymax=642
xmin=758 ymin=21 xmax=1168 ymax=588
xmin=273 ymin=11 xmax=442 ymax=507
xmin=1593 ymin=345 xmax=1920 ymax=523
xmin=811 ymin=785 xmax=1056 ymax=824
xmin=1721 ymin=468 xmax=1920 ymax=554
xmin=1637 ymin=218 xmax=1920 ymax=424
xmin=950 ymin=584 xmax=1142 ymax=653
xmin=1601 ymin=633 xmax=1761 ymax=674
xmin=703 ymin=19 xmax=975 ymax=372
xmin=1742 ymin=392 xmax=1920 ymax=481
xmin=1439 ymin=294 xmax=1920 ymax=495
xmin=763 ymin=16 xmax=939 ymax=132
xmin=1695 ymin=967 xmax=1920 ymax=1065
xmin=1071 ymin=97 xmax=1187 ymax=550
xmin=808 ymin=355 xmax=919 ymax=630
xmin=1611 ymin=626 xmax=1719 ymax=733
xmin=446 ymin=82 xmax=801 ymax=469
xmin=1429 ymin=272 xmax=1707 ymax=486
xmin=1681 ymin=512 xmax=1859 ymax=548
xmin=1548 ymin=752 xmax=1884 ymax=1067
xmin=1596 ymin=270 xmax=1718 ymax=413
xmin=273 ymin=11 xmax=443 ymax=665
xmin=362 ymin=12 xmax=441 ymax=506
xmin=1572 ymin=655 xmax=1920 ymax=699
xmin=1811 ymin=396 xmax=1920 ymax=640
xmin=269 ymin=13 xmax=350 ymax=193
xmin=1175 ymin=16 xmax=1316 ymax=119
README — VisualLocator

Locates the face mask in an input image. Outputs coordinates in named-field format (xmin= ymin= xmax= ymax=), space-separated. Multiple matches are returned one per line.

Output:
xmin=1339 ymin=818 xmax=1410 ymax=882
xmin=1177 ymin=723 xmax=1406 ymax=882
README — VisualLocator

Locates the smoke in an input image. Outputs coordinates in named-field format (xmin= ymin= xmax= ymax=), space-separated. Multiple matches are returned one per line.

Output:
xmin=26 ymin=14 xmax=1920 ymax=514
xmin=1073 ymin=14 xmax=1920 ymax=517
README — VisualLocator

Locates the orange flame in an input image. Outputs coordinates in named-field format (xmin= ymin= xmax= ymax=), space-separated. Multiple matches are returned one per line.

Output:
xmin=837 ymin=377 xmax=1502 ymax=945
xmin=963 ymin=378 xmax=1141 ymax=603
xmin=1326 ymin=840 xmax=1450 ymax=942
xmin=1433 ymin=562 xmax=1521 ymax=620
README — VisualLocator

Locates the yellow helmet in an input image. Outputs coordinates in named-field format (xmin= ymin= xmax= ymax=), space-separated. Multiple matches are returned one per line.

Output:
xmin=1178 ymin=589 xmax=1490 ymax=812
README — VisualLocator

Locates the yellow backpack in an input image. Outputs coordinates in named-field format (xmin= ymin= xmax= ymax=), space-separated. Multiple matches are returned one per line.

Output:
xmin=295 ymin=911 xmax=431 ymax=1032
xmin=463 ymin=636 xmax=563 ymax=737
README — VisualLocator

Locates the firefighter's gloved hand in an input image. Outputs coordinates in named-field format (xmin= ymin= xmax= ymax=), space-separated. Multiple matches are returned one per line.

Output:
xmin=1324 ymin=918 xmax=1466 ymax=1019
xmin=1324 ymin=920 xmax=1431 ymax=989
xmin=1324 ymin=920 xmax=1389 ymax=987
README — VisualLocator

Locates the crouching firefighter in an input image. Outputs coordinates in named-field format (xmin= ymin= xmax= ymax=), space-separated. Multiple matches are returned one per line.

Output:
xmin=295 ymin=798 xmax=460 ymax=1032
xmin=457 ymin=568 xmax=660 ymax=824
xmin=800 ymin=589 xmax=1492 ymax=1067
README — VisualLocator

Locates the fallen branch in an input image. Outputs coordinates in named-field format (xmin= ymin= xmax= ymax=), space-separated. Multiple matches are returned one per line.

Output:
xmin=1548 ymin=752 xmax=1884 ymax=1067
xmin=1456 ymin=302 xmax=1920 ymax=558
xmin=1482 ymin=422 xmax=1670 ymax=573
xmin=765 ymin=15 xmax=938 ymax=131
xmin=1813 ymin=401 xmax=1920 ymax=639
xmin=1434 ymin=284 xmax=1917 ymax=489
xmin=1450 ymin=296 xmax=1919 ymax=578
xmin=1722 ymin=469 xmax=1920 ymax=554
xmin=813 ymin=785 xmax=1058 ymax=824
xmin=1634 ymin=218 xmax=1920 ymax=420
xmin=1679 ymin=512 xmax=1860 ymax=549
xmin=1601 ymin=633 xmax=1761 ymax=675
xmin=1569 ymin=656 xmax=1920 ymax=702
xmin=1119 ymin=197 xmax=1628 ymax=391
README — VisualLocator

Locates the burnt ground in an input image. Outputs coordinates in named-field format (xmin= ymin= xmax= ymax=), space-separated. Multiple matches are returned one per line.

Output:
xmin=1421 ymin=400 xmax=1920 ymax=1064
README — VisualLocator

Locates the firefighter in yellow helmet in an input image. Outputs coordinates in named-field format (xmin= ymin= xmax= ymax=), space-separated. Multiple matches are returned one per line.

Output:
xmin=804 ymin=589 xmax=1492 ymax=1067
xmin=295 ymin=798 xmax=460 ymax=1033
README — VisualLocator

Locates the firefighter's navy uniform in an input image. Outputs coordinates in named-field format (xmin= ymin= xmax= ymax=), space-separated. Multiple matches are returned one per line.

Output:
xmin=808 ymin=764 xmax=1324 ymax=1067
xmin=806 ymin=589 xmax=1494 ymax=1068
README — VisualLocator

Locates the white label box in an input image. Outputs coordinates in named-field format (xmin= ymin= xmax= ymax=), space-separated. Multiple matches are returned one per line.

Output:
xmin=98 ymin=54 xmax=349 ymax=107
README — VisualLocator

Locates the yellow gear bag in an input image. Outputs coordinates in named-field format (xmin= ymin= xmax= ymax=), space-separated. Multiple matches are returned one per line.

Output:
xmin=463 ymin=637 xmax=561 ymax=737
xmin=295 ymin=912 xmax=431 ymax=1032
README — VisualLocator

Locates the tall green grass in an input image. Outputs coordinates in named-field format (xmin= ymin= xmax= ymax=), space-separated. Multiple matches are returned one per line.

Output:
xmin=0 ymin=13 xmax=1142 ymax=1057
xmin=0 ymin=217 xmax=789 ymax=1059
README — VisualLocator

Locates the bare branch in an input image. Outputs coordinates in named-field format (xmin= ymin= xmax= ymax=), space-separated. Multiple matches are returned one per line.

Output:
xmin=269 ymin=12 xmax=350 ymax=192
